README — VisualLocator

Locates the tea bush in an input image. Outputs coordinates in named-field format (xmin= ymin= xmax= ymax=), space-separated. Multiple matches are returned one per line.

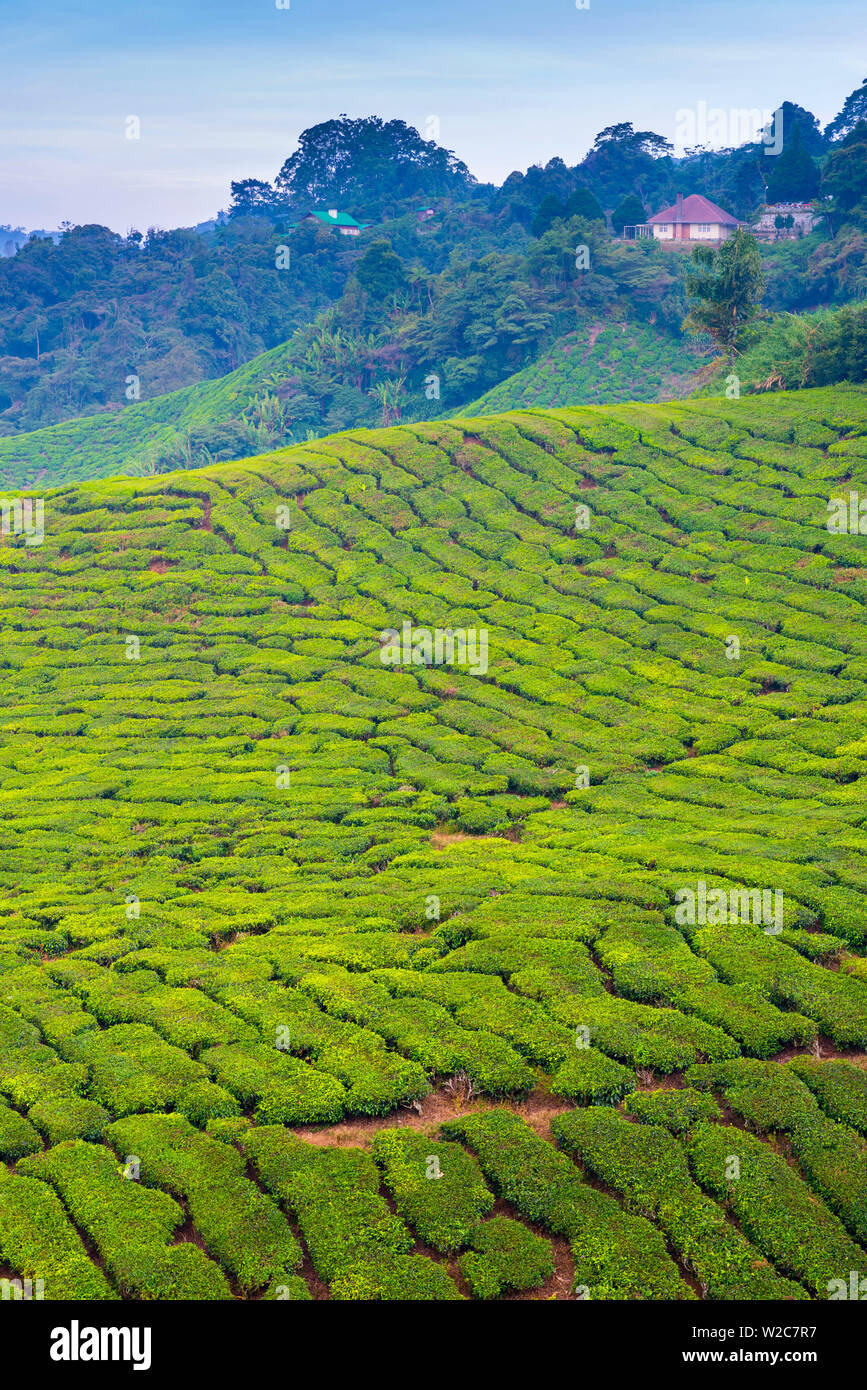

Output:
xmin=2 ymin=388 xmax=867 ymax=1299
xmin=553 ymin=1107 xmax=806 ymax=1300
xmin=19 ymin=1140 xmax=231 ymax=1299
xmin=458 ymin=1216 xmax=555 ymax=1299
xmin=0 ymin=1164 xmax=116 ymax=1300
xmin=371 ymin=1128 xmax=494 ymax=1252
xmin=443 ymin=1109 xmax=690 ymax=1299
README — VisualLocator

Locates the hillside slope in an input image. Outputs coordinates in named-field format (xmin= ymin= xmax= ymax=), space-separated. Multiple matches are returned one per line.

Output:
xmin=2 ymin=388 xmax=867 ymax=1301
xmin=0 ymin=316 xmax=705 ymax=492
xmin=0 ymin=338 xmax=302 ymax=491
xmin=463 ymin=320 xmax=709 ymax=415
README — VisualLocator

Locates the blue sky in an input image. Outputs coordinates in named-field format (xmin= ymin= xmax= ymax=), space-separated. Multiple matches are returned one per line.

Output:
xmin=0 ymin=0 xmax=864 ymax=231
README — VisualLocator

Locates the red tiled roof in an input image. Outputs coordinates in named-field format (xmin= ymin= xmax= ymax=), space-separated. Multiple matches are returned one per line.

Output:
xmin=648 ymin=194 xmax=738 ymax=226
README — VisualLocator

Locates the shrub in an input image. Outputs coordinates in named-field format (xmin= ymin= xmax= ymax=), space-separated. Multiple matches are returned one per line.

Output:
xmin=369 ymin=996 xmax=536 ymax=1095
xmin=624 ymin=1086 xmax=722 ymax=1134
xmin=0 ymin=1165 xmax=116 ymax=1300
xmin=204 ymin=1115 xmax=251 ymax=1144
xmin=458 ymin=1216 xmax=554 ymax=1299
xmin=553 ymin=1107 xmax=806 ymax=1300
xmin=687 ymin=1120 xmax=864 ymax=1299
xmin=693 ymin=925 xmax=867 ymax=1048
xmin=28 ymin=1096 xmax=111 ymax=1144
xmin=371 ymin=1128 xmax=494 ymax=1251
xmin=19 ymin=1140 xmax=230 ymax=1299
xmin=0 ymin=1102 xmax=42 ymax=1160
xmin=550 ymin=1047 xmax=636 ymax=1104
xmin=263 ymin=1274 xmax=313 ymax=1300
xmin=442 ymin=1109 xmax=689 ymax=1299
xmin=201 ymin=1042 xmax=346 ymax=1124
xmin=330 ymin=1253 xmax=463 ymax=1300
xmin=107 ymin=1113 xmax=302 ymax=1292
xmin=686 ymin=1058 xmax=867 ymax=1244
xmin=176 ymin=1079 xmax=240 ymax=1126
xmin=788 ymin=1058 xmax=867 ymax=1136
xmin=547 ymin=995 xmax=740 ymax=1070
xmin=243 ymin=1127 xmax=415 ymax=1285
xmin=63 ymin=1023 xmax=221 ymax=1118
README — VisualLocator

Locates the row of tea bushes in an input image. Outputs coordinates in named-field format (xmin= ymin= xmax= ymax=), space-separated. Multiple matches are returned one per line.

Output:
xmin=242 ymin=1127 xmax=462 ymax=1300
xmin=18 ymin=1140 xmax=231 ymax=1299
xmin=104 ymin=1113 xmax=303 ymax=1293
xmin=552 ymin=1107 xmax=806 ymax=1300
xmin=442 ymin=1109 xmax=691 ymax=1300
xmin=686 ymin=1059 xmax=867 ymax=1245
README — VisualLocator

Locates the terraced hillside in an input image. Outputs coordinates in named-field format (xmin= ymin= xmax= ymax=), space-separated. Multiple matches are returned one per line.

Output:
xmin=463 ymin=321 xmax=709 ymax=416
xmin=1 ymin=386 xmax=867 ymax=1302
xmin=0 ymin=338 xmax=301 ymax=492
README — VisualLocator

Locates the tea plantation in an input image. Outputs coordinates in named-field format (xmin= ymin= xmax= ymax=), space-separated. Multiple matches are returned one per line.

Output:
xmin=1 ymin=385 xmax=867 ymax=1301
xmin=464 ymin=320 xmax=708 ymax=416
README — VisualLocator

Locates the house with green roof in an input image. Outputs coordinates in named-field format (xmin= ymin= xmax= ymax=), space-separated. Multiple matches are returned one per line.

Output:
xmin=303 ymin=209 xmax=366 ymax=236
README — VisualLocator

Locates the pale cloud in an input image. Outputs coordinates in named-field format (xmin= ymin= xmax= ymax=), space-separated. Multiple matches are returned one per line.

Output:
xmin=0 ymin=0 xmax=859 ymax=229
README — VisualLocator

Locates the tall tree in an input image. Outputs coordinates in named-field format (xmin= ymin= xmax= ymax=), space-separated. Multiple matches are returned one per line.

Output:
xmin=564 ymin=187 xmax=606 ymax=223
xmin=354 ymin=239 xmax=408 ymax=300
xmin=580 ymin=123 xmax=675 ymax=208
xmin=822 ymin=122 xmax=867 ymax=222
xmin=531 ymin=195 xmax=567 ymax=238
xmin=273 ymin=116 xmax=472 ymax=211
xmin=765 ymin=126 xmax=821 ymax=202
xmin=228 ymin=179 xmax=281 ymax=219
xmin=610 ymin=193 xmax=647 ymax=234
xmin=684 ymin=229 xmax=765 ymax=366
xmin=763 ymin=102 xmax=826 ymax=157
xmin=826 ymin=79 xmax=867 ymax=142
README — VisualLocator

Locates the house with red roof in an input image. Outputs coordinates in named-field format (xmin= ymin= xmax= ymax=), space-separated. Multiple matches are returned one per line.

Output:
xmin=623 ymin=193 xmax=740 ymax=245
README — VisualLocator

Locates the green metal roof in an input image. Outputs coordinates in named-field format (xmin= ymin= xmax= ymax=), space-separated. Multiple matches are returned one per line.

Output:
xmin=306 ymin=210 xmax=361 ymax=227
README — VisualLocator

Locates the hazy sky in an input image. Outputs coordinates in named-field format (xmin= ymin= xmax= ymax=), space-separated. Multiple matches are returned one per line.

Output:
xmin=1 ymin=0 xmax=864 ymax=232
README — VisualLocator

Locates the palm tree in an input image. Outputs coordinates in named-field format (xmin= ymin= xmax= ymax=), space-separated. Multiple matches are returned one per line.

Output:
xmin=368 ymin=374 xmax=407 ymax=425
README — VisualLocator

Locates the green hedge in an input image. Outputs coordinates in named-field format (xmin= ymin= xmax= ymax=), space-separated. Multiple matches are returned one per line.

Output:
xmin=330 ymin=1252 xmax=463 ymax=1301
xmin=0 ymin=1101 xmax=42 ymax=1160
xmin=19 ymin=1140 xmax=230 ymax=1299
xmin=371 ymin=1128 xmax=494 ymax=1252
xmin=687 ymin=1120 xmax=864 ymax=1300
xmin=624 ymin=1086 xmax=722 ymax=1134
xmin=686 ymin=1059 xmax=867 ymax=1245
xmin=550 ymin=1047 xmax=636 ymax=1104
xmin=787 ymin=1058 xmax=867 ymax=1136
xmin=553 ymin=1107 xmax=806 ymax=1301
xmin=243 ymin=1127 xmax=422 ymax=1286
xmin=201 ymin=1041 xmax=346 ymax=1124
xmin=27 ymin=1096 xmax=110 ymax=1144
xmin=0 ymin=1164 xmax=116 ymax=1300
xmin=106 ymin=1112 xmax=302 ymax=1292
xmin=442 ymin=1109 xmax=690 ymax=1300
xmin=458 ymin=1215 xmax=554 ymax=1299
